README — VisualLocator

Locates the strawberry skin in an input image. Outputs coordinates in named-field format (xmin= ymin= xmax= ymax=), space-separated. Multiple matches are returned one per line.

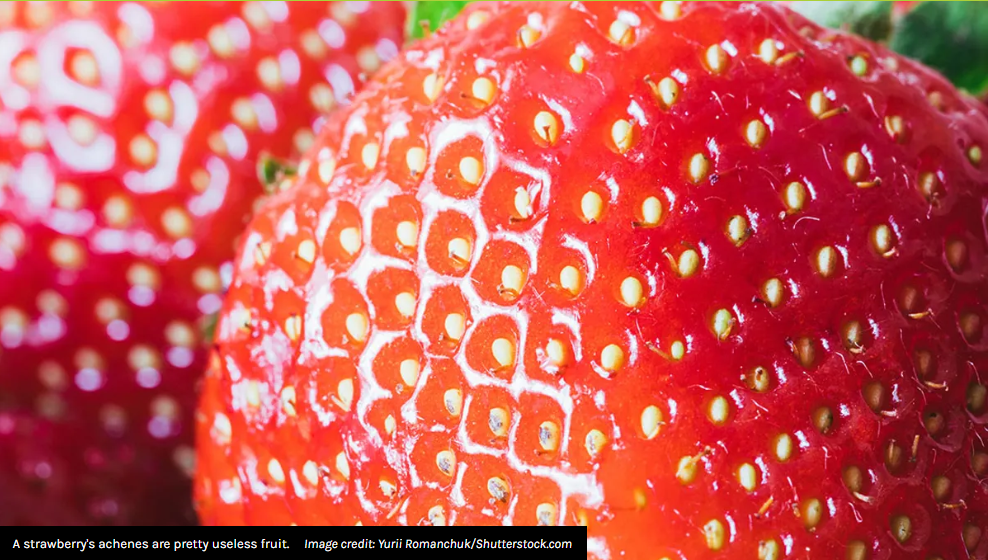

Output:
xmin=0 ymin=1 xmax=405 ymax=525
xmin=197 ymin=1 xmax=988 ymax=557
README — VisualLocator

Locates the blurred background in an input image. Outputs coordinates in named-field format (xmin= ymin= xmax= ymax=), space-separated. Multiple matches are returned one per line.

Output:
xmin=0 ymin=0 xmax=406 ymax=526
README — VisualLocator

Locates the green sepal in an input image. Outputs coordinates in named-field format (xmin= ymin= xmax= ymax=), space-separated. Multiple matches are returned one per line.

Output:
xmin=200 ymin=312 xmax=219 ymax=346
xmin=789 ymin=1 xmax=894 ymax=41
xmin=890 ymin=1 xmax=988 ymax=95
xmin=791 ymin=1 xmax=988 ymax=95
xmin=257 ymin=152 xmax=297 ymax=195
xmin=406 ymin=1 xmax=473 ymax=41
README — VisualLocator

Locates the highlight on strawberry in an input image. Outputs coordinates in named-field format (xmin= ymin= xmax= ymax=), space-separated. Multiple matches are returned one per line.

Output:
xmin=0 ymin=1 xmax=406 ymax=525
xmin=192 ymin=0 xmax=988 ymax=556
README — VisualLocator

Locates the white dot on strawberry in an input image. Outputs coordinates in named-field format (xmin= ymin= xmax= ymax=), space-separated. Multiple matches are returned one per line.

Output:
xmin=744 ymin=119 xmax=768 ymax=148
xmin=704 ymin=44 xmax=729 ymax=75
xmin=580 ymin=191 xmax=604 ymax=223
xmin=568 ymin=52 xmax=586 ymax=74
xmin=517 ymin=25 xmax=540 ymax=49
xmin=688 ymin=152 xmax=710 ymax=183
xmin=610 ymin=119 xmax=635 ymax=153
xmin=464 ymin=77 xmax=492 ymax=107
xmin=533 ymin=111 xmax=560 ymax=145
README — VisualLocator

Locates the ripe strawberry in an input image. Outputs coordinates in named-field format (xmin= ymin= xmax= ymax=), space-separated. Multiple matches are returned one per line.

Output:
xmin=195 ymin=1 xmax=988 ymax=557
xmin=0 ymin=1 xmax=405 ymax=525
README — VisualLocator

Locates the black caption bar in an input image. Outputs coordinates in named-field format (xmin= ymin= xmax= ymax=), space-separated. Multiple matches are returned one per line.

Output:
xmin=9 ymin=527 xmax=586 ymax=558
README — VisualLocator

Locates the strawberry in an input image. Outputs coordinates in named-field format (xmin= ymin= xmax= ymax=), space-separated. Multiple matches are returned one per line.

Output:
xmin=195 ymin=1 xmax=988 ymax=557
xmin=0 ymin=1 xmax=405 ymax=525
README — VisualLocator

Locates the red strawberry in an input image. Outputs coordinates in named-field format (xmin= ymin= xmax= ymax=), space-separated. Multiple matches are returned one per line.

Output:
xmin=195 ymin=1 xmax=988 ymax=557
xmin=0 ymin=1 xmax=406 ymax=525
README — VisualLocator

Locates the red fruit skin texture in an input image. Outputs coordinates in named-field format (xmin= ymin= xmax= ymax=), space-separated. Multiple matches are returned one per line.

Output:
xmin=197 ymin=1 xmax=988 ymax=557
xmin=0 ymin=1 xmax=405 ymax=525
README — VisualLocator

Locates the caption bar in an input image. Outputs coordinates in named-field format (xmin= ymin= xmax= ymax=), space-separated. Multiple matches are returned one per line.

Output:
xmin=10 ymin=528 xmax=584 ymax=558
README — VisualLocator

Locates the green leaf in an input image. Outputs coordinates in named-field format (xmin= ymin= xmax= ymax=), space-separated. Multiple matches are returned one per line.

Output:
xmin=889 ymin=1 xmax=988 ymax=95
xmin=200 ymin=312 xmax=219 ymax=345
xmin=256 ymin=152 xmax=296 ymax=195
xmin=406 ymin=1 xmax=473 ymax=40
xmin=789 ymin=1 xmax=894 ymax=41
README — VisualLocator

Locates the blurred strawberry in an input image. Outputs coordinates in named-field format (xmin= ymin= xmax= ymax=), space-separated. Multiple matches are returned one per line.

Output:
xmin=0 ymin=1 xmax=405 ymax=525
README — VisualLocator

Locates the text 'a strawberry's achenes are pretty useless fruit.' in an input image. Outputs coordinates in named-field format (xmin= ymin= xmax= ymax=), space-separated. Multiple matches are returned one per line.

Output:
xmin=0 ymin=1 xmax=406 ymax=525
xmin=196 ymin=1 xmax=988 ymax=558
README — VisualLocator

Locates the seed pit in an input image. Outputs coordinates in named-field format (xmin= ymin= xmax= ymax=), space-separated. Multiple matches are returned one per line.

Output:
xmin=885 ymin=114 xmax=908 ymax=143
xmin=923 ymin=409 xmax=944 ymax=437
xmin=897 ymin=284 xmax=928 ymax=319
xmin=688 ymin=153 xmax=710 ymax=183
xmin=841 ymin=320 xmax=868 ymax=354
xmin=533 ymin=111 xmax=560 ymax=146
xmin=945 ymin=238 xmax=969 ymax=272
xmin=435 ymin=450 xmax=456 ymax=476
xmin=648 ymin=76 xmax=679 ymax=109
xmin=704 ymin=44 xmax=729 ymax=75
xmin=885 ymin=441 xmax=905 ymax=474
xmin=773 ymin=433 xmax=794 ymax=462
xmin=585 ymin=429 xmax=608 ymax=457
xmin=703 ymin=518 xmax=726 ymax=550
xmin=536 ymin=503 xmax=557 ymax=526
xmin=743 ymin=366 xmax=772 ymax=393
xmin=619 ymin=276 xmax=645 ymax=308
xmin=959 ymin=310 xmax=983 ymax=344
xmin=487 ymin=476 xmax=509 ymax=502
xmin=845 ymin=540 xmax=868 ymax=560
xmin=471 ymin=77 xmax=496 ymax=106
xmin=761 ymin=278 xmax=784 ymax=307
xmin=580 ymin=191 xmax=604 ymax=223
xmin=862 ymin=380 xmax=889 ymax=414
xmin=708 ymin=396 xmax=730 ymax=426
xmin=917 ymin=171 xmax=943 ymax=203
xmin=799 ymin=498 xmax=824 ymax=530
xmin=913 ymin=348 xmax=937 ymax=380
xmin=973 ymin=449 xmax=988 ymax=477
xmin=676 ymin=453 xmax=702 ymax=484
xmin=712 ymin=308 xmax=734 ymax=340
xmin=812 ymin=406 xmax=835 ymax=435
xmin=930 ymin=474 xmax=951 ymax=502
xmin=675 ymin=249 xmax=701 ymax=278
xmin=538 ymin=421 xmax=560 ymax=452
xmin=640 ymin=405 xmax=663 ymax=440
xmin=869 ymin=224 xmax=897 ymax=258
xmin=726 ymin=214 xmax=750 ymax=246
xmin=610 ymin=119 xmax=636 ymax=153
xmin=791 ymin=337 xmax=817 ymax=368
xmin=890 ymin=514 xmax=912 ymax=544
xmin=964 ymin=523 xmax=983 ymax=552
xmin=738 ymin=463 xmax=758 ymax=492
xmin=568 ymin=52 xmax=586 ymax=73
xmin=842 ymin=465 xmax=866 ymax=496
xmin=967 ymin=144 xmax=982 ymax=167
xmin=488 ymin=407 xmax=510 ymax=437
xmin=745 ymin=120 xmax=767 ymax=148
xmin=783 ymin=181 xmax=807 ymax=214
xmin=967 ymin=382 xmax=987 ymax=415
xmin=758 ymin=539 xmax=780 ymax=560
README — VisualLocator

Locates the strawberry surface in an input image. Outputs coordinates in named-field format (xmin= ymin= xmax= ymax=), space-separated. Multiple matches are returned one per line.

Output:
xmin=0 ymin=1 xmax=405 ymax=525
xmin=196 ymin=1 xmax=988 ymax=557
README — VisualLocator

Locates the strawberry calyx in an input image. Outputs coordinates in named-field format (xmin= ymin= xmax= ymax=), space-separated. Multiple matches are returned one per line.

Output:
xmin=406 ymin=1 xmax=472 ymax=40
xmin=257 ymin=153 xmax=299 ymax=195
xmin=791 ymin=1 xmax=988 ymax=95
xmin=788 ymin=1 xmax=896 ymax=41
